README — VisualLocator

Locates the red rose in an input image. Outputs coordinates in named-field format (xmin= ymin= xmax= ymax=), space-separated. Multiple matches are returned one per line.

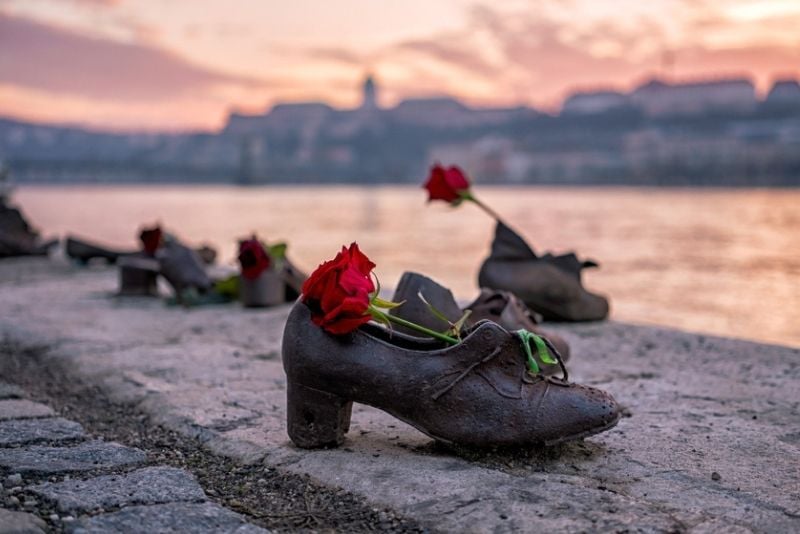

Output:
xmin=238 ymin=238 xmax=271 ymax=280
xmin=423 ymin=164 xmax=471 ymax=203
xmin=139 ymin=225 xmax=163 ymax=256
xmin=302 ymin=243 xmax=376 ymax=335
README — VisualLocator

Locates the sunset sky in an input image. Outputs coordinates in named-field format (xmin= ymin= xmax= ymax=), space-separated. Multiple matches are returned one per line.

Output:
xmin=1 ymin=0 xmax=799 ymax=131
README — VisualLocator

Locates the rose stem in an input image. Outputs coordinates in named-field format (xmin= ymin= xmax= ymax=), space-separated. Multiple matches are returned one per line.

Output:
xmin=466 ymin=195 xmax=504 ymax=222
xmin=370 ymin=308 xmax=459 ymax=345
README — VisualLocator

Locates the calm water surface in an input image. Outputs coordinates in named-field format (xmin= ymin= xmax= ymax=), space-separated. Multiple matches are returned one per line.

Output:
xmin=14 ymin=185 xmax=800 ymax=348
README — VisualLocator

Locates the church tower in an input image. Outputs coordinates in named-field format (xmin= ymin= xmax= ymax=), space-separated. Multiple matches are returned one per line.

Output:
xmin=361 ymin=74 xmax=378 ymax=111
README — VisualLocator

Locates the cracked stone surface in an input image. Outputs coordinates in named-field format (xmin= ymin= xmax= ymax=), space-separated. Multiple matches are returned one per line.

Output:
xmin=0 ymin=440 xmax=146 ymax=475
xmin=1 ymin=259 xmax=799 ymax=532
xmin=66 ymin=502 xmax=269 ymax=534
xmin=0 ymin=508 xmax=47 ymax=534
xmin=0 ymin=417 xmax=85 ymax=447
xmin=0 ymin=400 xmax=55 ymax=421
xmin=28 ymin=466 xmax=206 ymax=513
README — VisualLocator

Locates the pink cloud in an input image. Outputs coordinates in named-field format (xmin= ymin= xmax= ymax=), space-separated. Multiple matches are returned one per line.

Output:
xmin=0 ymin=12 xmax=266 ymax=102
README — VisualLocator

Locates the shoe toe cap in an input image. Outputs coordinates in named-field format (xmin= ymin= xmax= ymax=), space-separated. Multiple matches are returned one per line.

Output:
xmin=538 ymin=382 xmax=621 ymax=443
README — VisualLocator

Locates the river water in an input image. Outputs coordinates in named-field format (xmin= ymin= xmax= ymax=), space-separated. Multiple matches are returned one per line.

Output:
xmin=13 ymin=185 xmax=800 ymax=348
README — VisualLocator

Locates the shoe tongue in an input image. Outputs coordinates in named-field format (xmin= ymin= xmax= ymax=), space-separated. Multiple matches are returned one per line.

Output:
xmin=489 ymin=221 xmax=537 ymax=261
xmin=390 ymin=272 xmax=464 ymax=333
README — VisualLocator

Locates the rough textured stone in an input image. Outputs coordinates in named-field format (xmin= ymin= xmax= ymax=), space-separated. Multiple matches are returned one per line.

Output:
xmin=28 ymin=466 xmax=206 ymax=513
xmin=67 ymin=502 xmax=269 ymax=534
xmin=0 ymin=508 xmax=47 ymax=534
xmin=0 ymin=417 xmax=85 ymax=447
xmin=0 ymin=381 xmax=24 ymax=400
xmin=0 ymin=440 xmax=145 ymax=475
xmin=1 ymin=261 xmax=799 ymax=532
xmin=0 ymin=400 xmax=55 ymax=421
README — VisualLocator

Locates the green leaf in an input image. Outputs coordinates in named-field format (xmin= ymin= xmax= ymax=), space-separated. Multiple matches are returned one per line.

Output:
xmin=372 ymin=296 xmax=405 ymax=310
xmin=517 ymin=330 xmax=541 ymax=374
xmin=370 ymin=272 xmax=382 ymax=299
xmin=214 ymin=274 xmax=240 ymax=298
xmin=368 ymin=307 xmax=394 ymax=333
xmin=451 ymin=309 xmax=472 ymax=333
xmin=532 ymin=334 xmax=558 ymax=365
xmin=416 ymin=291 xmax=455 ymax=328
xmin=267 ymin=242 xmax=287 ymax=260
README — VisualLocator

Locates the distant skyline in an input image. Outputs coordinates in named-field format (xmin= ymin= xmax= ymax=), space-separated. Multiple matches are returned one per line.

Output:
xmin=1 ymin=0 xmax=799 ymax=131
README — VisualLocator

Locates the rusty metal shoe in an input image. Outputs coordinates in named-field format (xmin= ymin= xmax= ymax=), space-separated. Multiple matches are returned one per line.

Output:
xmin=282 ymin=301 xmax=621 ymax=449
xmin=156 ymin=240 xmax=212 ymax=302
xmin=389 ymin=272 xmax=571 ymax=374
xmin=478 ymin=221 xmax=609 ymax=322
xmin=66 ymin=236 xmax=133 ymax=265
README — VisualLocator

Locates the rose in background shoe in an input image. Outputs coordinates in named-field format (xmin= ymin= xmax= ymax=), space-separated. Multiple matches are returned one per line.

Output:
xmin=478 ymin=221 xmax=609 ymax=322
xmin=237 ymin=237 xmax=284 ymax=307
xmin=235 ymin=236 xmax=307 ymax=306
xmin=389 ymin=271 xmax=570 ymax=374
xmin=282 ymin=302 xmax=620 ymax=449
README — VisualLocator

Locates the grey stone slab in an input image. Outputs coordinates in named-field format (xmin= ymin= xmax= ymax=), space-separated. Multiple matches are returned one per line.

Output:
xmin=67 ymin=502 xmax=269 ymax=534
xmin=0 ymin=508 xmax=46 ymax=534
xmin=0 ymin=417 xmax=85 ymax=447
xmin=0 ymin=381 xmax=24 ymax=400
xmin=28 ymin=466 xmax=206 ymax=513
xmin=0 ymin=400 xmax=55 ymax=421
xmin=0 ymin=440 xmax=145 ymax=475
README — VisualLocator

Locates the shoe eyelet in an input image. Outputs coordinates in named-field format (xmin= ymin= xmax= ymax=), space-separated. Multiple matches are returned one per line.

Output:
xmin=481 ymin=329 xmax=496 ymax=342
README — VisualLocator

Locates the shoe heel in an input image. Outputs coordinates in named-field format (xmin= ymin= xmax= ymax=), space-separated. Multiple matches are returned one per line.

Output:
xmin=286 ymin=381 xmax=352 ymax=448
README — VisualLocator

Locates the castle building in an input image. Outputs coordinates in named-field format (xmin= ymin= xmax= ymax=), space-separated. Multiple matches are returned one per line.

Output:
xmin=361 ymin=75 xmax=378 ymax=111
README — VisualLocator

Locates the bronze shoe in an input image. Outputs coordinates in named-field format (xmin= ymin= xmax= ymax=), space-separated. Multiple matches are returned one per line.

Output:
xmin=156 ymin=241 xmax=212 ymax=301
xmin=478 ymin=221 xmax=609 ymax=321
xmin=65 ymin=236 xmax=133 ymax=265
xmin=282 ymin=302 xmax=620 ymax=449
xmin=389 ymin=272 xmax=571 ymax=374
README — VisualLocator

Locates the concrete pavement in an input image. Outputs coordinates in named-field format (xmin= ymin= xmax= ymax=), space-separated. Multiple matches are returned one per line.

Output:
xmin=1 ymin=258 xmax=798 ymax=532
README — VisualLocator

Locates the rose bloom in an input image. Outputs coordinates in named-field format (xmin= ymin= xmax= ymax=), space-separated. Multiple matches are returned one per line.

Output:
xmin=238 ymin=238 xmax=271 ymax=280
xmin=139 ymin=225 xmax=163 ymax=256
xmin=301 ymin=243 xmax=376 ymax=335
xmin=424 ymin=164 xmax=471 ymax=203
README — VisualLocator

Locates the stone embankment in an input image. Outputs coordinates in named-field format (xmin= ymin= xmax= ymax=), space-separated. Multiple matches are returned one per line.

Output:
xmin=1 ymin=258 xmax=798 ymax=532
xmin=0 ymin=384 xmax=267 ymax=533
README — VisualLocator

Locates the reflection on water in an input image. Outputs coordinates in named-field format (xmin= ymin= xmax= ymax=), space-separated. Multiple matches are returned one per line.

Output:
xmin=14 ymin=185 xmax=800 ymax=348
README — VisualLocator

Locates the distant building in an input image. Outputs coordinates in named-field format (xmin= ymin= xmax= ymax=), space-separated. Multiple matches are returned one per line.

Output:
xmin=765 ymin=79 xmax=800 ymax=106
xmin=391 ymin=97 xmax=467 ymax=125
xmin=561 ymin=90 xmax=628 ymax=115
xmin=631 ymin=78 xmax=757 ymax=117
xmin=361 ymin=75 xmax=378 ymax=111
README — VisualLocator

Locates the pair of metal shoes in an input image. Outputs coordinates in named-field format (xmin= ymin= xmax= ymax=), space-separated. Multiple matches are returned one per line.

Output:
xmin=66 ymin=236 xmax=218 ymax=301
xmin=282 ymin=271 xmax=621 ymax=450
